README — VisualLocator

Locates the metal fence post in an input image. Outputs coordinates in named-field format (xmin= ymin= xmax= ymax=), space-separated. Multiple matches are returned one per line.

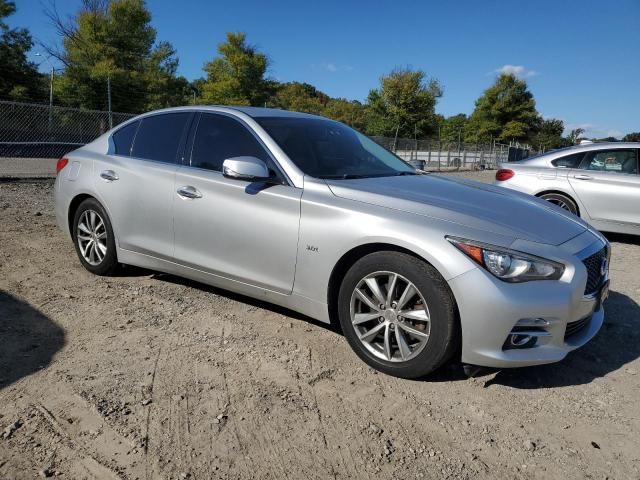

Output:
xmin=107 ymin=75 xmax=113 ymax=129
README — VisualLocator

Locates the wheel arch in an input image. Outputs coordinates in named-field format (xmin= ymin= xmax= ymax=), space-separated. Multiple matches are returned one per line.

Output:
xmin=534 ymin=189 xmax=581 ymax=216
xmin=67 ymin=193 xmax=96 ymax=236
xmin=326 ymin=242 xmax=459 ymax=329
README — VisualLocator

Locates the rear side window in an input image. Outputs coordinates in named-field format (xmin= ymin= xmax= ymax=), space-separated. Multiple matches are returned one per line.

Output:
xmin=131 ymin=113 xmax=191 ymax=163
xmin=112 ymin=121 xmax=139 ymax=156
xmin=552 ymin=152 xmax=584 ymax=168
xmin=190 ymin=113 xmax=271 ymax=172
xmin=581 ymin=149 xmax=638 ymax=174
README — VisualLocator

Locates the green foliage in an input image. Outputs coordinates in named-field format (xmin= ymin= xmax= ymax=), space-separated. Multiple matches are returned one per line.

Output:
xmin=465 ymin=74 xmax=539 ymax=143
xmin=530 ymin=118 xmax=570 ymax=150
xmin=622 ymin=132 xmax=640 ymax=142
xmin=0 ymin=0 xmax=46 ymax=101
xmin=267 ymin=81 xmax=366 ymax=130
xmin=270 ymin=82 xmax=328 ymax=114
xmin=566 ymin=128 xmax=585 ymax=145
xmin=365 ymin=68 xmax=442 ymax=138
xmin=323 ymin=98 xmax=367 ymax=131
xmin=438 ymin=114 xmax=468 ymax=145
xmin=52 ymin=0 xmax=187 ymax=112
xmin=201 ymin=32 xmax=271 ymax=106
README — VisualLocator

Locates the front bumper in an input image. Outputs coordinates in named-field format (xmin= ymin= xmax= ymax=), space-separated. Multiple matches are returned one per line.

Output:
xmin=448 ymin=236 xmax=607 ymax=369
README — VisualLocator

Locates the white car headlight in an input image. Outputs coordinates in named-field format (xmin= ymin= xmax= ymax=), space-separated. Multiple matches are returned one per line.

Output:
xmin=447 ymin=237 xmax=564 ymax=282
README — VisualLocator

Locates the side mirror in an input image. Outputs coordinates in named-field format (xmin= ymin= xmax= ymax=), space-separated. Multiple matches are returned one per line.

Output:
xmin=222 ymin=156 xmax=270 ymax=182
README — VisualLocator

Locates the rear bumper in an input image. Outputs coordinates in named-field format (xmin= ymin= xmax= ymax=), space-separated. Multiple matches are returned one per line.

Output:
xmin=53 ymin=175 xmax=72 ymax=241
xmin=448 ymin=242 xmax=606 ymax=369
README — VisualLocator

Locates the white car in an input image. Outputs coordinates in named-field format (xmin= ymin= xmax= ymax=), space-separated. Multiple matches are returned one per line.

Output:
xmin=494 ymin=142 xmax=640 ymax=235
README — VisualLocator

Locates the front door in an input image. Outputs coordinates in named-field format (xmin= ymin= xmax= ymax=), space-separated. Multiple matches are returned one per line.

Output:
xmin=569 ymin=148 xmax=640 ymax=227
xmin=172 ymin=112 xmax=301 ymax=293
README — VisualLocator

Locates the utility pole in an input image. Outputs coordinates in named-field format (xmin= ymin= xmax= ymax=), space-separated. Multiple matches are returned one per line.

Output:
xmin=48 ymin=66 xmax=54 ymax=135
xmin=392 ymin=124 xmax=400 ymax=152
xmin=35 ymin=53 xmax=55 ymax=135
xmin=107 ymin=75 xmax=113 ymax=129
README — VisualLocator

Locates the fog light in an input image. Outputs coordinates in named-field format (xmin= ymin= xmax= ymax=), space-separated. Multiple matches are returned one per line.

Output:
xmin=507 ymin=333 xmax=537 ymax=348
xmin=503 ymin=318 xmax=552 ymax=350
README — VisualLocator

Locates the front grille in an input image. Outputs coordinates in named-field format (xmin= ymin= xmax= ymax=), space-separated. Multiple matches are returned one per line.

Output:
xmin=565 ymin=316 xmax=591 ymax=340
xmin=582 ymin=247 xmax=606 ymax=295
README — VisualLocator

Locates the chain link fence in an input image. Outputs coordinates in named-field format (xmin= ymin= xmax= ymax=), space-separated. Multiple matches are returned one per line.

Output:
xmin=0 ymin=100 xmax=531 ymax=177
xmin=0 ymin=100 xmax=135 ymax=159
xmin=370 ymin=136 xmax=528 ymax=171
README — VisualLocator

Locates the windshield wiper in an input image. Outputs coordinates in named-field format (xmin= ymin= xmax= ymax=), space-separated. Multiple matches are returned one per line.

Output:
xmin=319 ymin=174 xmax=372 ymax=179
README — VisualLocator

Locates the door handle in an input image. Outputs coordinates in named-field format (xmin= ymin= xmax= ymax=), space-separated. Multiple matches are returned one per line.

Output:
xmin=177 ymin=185 xmax=202 ymax=199
xmin=100 ymin=169 xmax=119 ymax=181
xmin=573 ymin=174 xmax=593 ymax=180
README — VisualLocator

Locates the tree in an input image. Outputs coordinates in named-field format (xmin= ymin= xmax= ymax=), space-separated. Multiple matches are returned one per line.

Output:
xmin=465 ymin=73 xmax=539 ymax=143
xmin=623 ymin=132 xmax=640 ymax=142
xmin=566 ymin=128 xmax=585 ymax=145
xmin=365 ymin=67 xmax=442 ymax=138
xmin=201 ymin=32 xmax=271 ymax=106
xmin=323 ymin=98 xmax=367 ymax=131
xmin=269 ymin=82 xmax=328 ymax=114
xmin=0 ymin=0 xmax=45 ymax=101
xmin=438 ymin=114 xmax=468 ymax=146
xmin=46 ymin=0 xmax=185 ymax=112
xmin=530 ymin=118 xmax=569 ymax=150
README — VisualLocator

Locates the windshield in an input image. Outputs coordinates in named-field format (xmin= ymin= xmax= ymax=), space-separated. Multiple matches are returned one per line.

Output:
xmin=256 ymin=117 xmax=416 ymax=179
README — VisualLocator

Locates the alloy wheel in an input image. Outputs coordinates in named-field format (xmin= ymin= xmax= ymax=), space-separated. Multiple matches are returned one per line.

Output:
xmin=77 ymin=209 xmax=107 ymax=266
xmin=349 ymin=271 xmax=431 ymax=362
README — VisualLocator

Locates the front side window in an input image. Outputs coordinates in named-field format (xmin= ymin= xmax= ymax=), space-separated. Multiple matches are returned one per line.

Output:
xmin=582 ymin=149 xmax=638 ymax=174
xmin=131 ymin=113 xmax=191 ymax=163
xmin=256 ymin=117 xmax=415 ymax=179
xmin=112 ymin=120 xmax=139 ymax=156
xmin=190 ymin=114 xmax=272 ymax=172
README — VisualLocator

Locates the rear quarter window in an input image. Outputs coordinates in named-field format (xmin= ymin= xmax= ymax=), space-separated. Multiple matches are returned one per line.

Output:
xmin=112 ymin=121 xmax=139 ymax=156
xmin=551 ymin=152 xmax=584 ymax=168
xmin=131 ymin=113 xmax=191 ymax=163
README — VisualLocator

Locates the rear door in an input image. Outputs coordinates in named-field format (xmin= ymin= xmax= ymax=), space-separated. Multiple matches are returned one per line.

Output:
xmin=568 ymin=148 xmax=640 ymax=226
xmin=172 ymin=112 xmax=302 ymax=293
xmin=95 ymin=112 xmax=192 ymax=260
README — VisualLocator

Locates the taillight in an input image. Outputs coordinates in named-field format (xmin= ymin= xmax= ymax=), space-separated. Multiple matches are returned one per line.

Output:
xmin=495 ymin=169 xmax=514 ymax=181
xmin=56 ymin=158 xmax=69 ymax=175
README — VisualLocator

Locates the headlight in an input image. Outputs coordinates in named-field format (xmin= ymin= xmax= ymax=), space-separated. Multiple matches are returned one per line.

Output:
xmin=447 ymin=237 xmax=564 ymax=282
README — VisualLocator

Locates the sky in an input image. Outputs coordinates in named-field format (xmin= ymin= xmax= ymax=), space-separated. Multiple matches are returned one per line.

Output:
xmin=10 ymin=0 xmax=640 ymax=138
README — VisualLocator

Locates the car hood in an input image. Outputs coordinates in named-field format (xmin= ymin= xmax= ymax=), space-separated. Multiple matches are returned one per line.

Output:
xmin=325 ymin=174 xmax=587 ymax=246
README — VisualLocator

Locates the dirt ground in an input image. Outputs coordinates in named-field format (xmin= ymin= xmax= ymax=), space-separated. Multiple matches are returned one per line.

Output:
xmin=1 ymin=174 xmax=639 ymax=480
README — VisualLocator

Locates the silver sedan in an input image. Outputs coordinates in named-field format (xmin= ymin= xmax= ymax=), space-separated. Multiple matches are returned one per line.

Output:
xmin=494 ymin=142 xmax=640 ymax=235
xmin=54 ymin=107 xmax=610 ymax=378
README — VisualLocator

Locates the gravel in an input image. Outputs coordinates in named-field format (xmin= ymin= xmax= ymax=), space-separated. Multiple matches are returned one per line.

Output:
xmin=1 ymin=176 xmax=639 ymax=479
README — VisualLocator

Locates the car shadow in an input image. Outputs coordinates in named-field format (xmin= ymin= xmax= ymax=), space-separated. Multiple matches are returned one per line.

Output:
xmin=150 ymin=273 xmax=342 ymax=335
xmin=603 ymin=232 xmax=640 ymax=246
xmin=0 ymin=291 xmax=65 ymax=390
xmin=113 ymin=270 xmax=640 ymax=388
xmin=478 ymin=290 xmax=640 ymax=389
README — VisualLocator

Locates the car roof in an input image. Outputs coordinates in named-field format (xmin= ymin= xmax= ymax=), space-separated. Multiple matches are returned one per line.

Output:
xmin=511 ymin=142 xmax=640 ymax=167
xmin=137 ymin=105 xmax=325 ymax=120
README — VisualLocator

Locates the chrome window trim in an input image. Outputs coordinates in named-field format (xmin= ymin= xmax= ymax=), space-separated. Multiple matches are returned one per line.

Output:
xmin=185 ymin=110 xmax=293 ymax=187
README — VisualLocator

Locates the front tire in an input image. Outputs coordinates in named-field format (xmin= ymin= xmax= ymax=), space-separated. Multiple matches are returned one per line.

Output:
xmin=338 ymin=251 xmax=459 ymax=379
xmin=72 ymin=198 xmax=119 ymax=276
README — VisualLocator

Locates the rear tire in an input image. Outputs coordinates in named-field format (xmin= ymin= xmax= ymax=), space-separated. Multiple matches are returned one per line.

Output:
xmin=337 ymin=251 xmax=459 ymax=379
xmin=72 ymin=198 xmax=120 ymax=276
xmin=539 ymin=192 xmax=579 ymax=215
